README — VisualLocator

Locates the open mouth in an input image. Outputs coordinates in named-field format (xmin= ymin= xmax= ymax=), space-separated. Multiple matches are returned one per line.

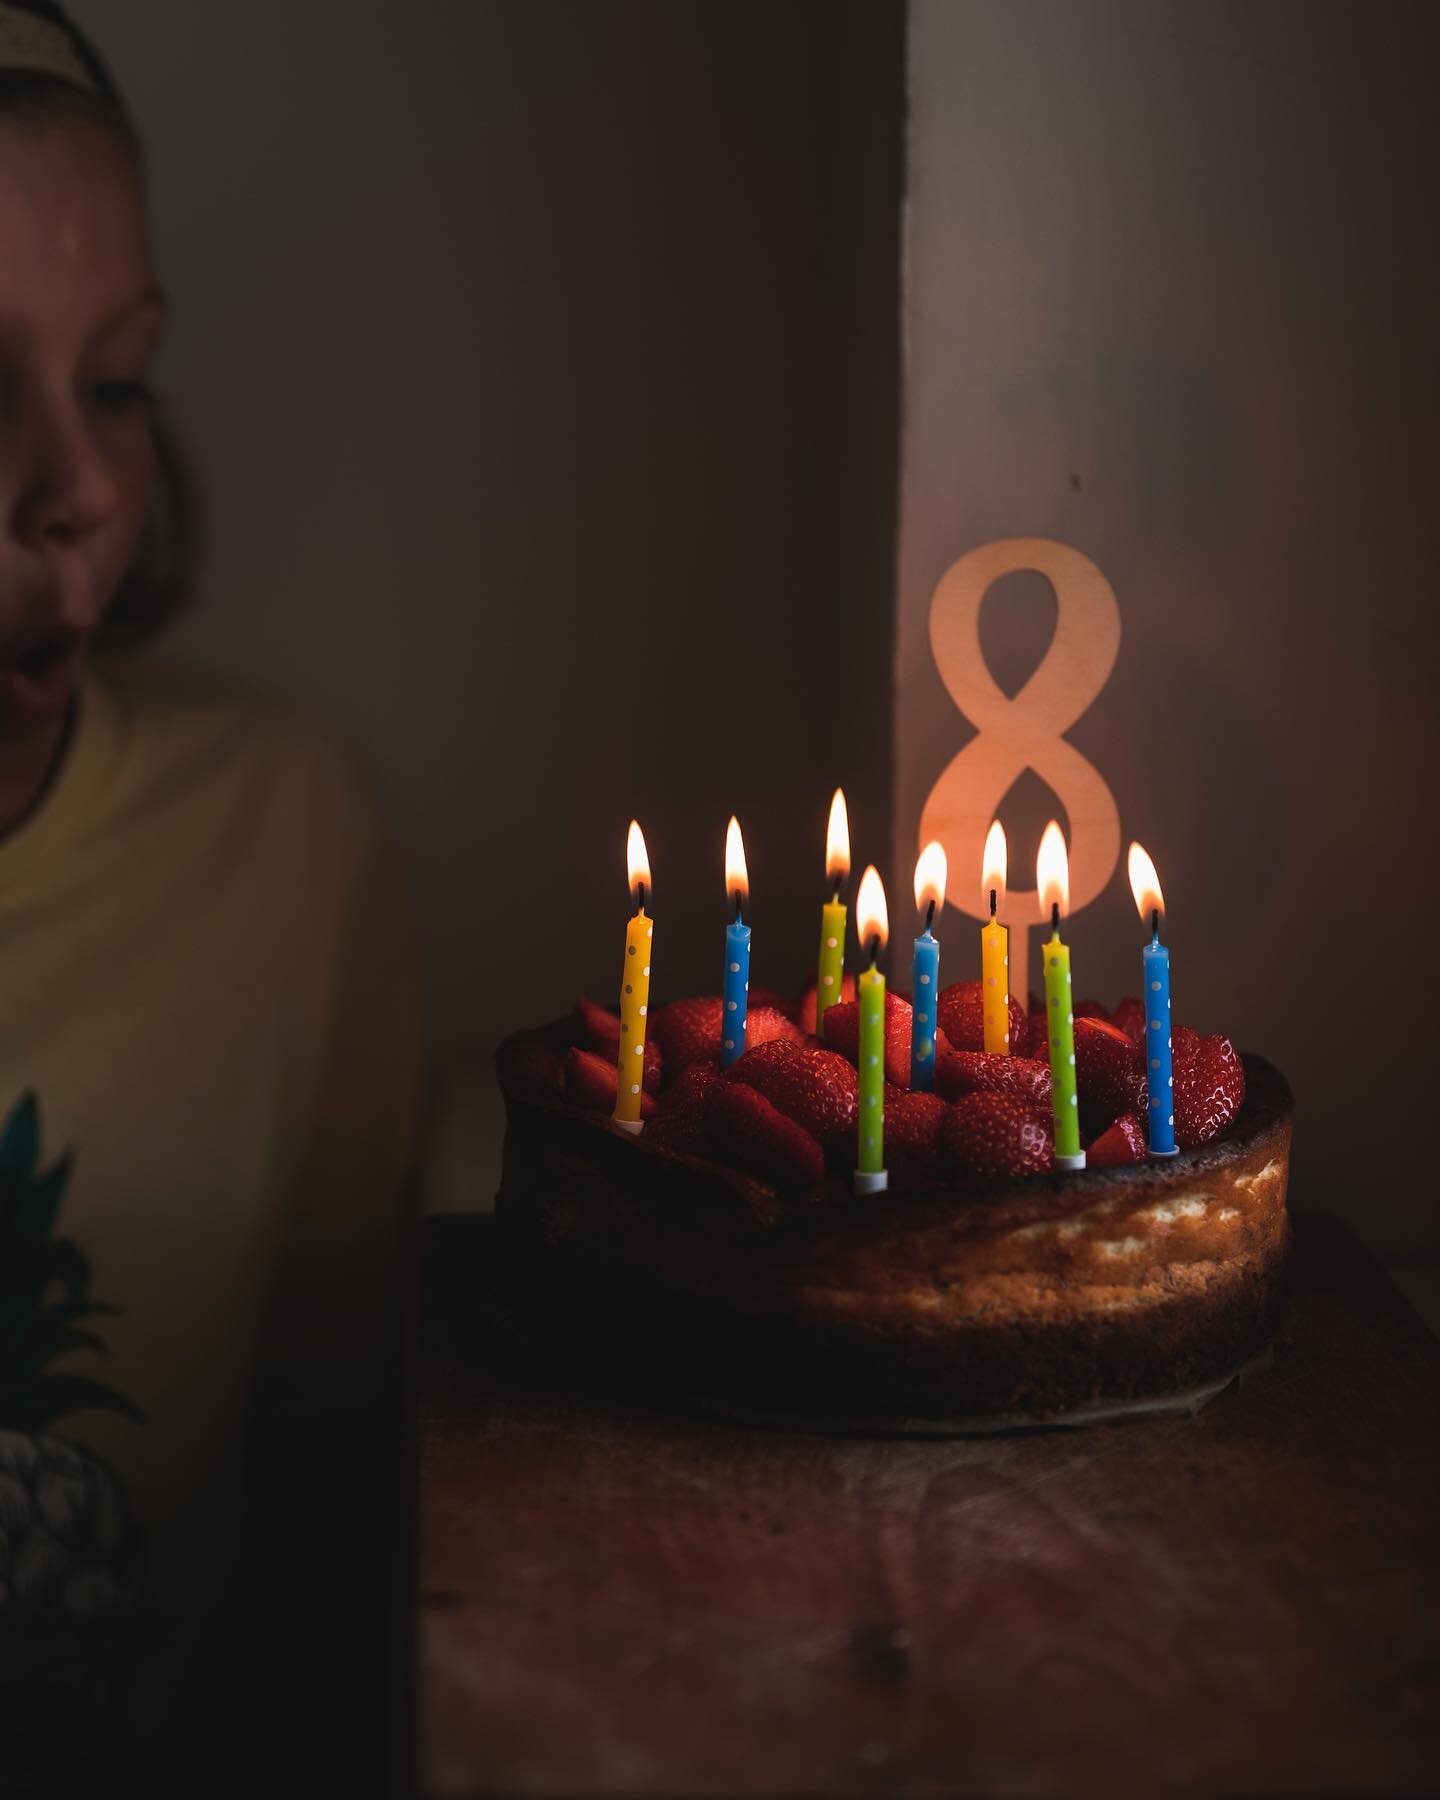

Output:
xmin=17 ymin=632 xmax=73 ymax=682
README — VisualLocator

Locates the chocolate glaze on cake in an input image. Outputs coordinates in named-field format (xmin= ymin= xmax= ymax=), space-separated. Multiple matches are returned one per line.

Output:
xmin=495 ymin=1017 xmax=1293 ymax=1426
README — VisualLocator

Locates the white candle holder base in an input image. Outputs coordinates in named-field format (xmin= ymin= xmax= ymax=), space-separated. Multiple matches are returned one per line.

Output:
xmin=611 ymin=1117 xmax=644 ymax=1136
xmin=1148 ymin=1147 xmax=1180 ymax=1158
xmin=1054 ymin=1151 xmax=1087 ymax=1172
xmin=852 ymin=1169 xmax=888 ymax=1195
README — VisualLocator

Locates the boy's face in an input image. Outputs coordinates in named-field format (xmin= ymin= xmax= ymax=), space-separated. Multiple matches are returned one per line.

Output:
xmin=0 ymin=117 xmax=165 ymax=744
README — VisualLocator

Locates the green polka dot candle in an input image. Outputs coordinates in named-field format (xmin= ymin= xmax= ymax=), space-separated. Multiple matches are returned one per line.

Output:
xmin=1037 ymin=820 xmax=1085 ymax=1170
xmin=815 ymin=788 xmax=850 ymax=1032
xmin=853 ymin=864 xmax=889 ymax=1194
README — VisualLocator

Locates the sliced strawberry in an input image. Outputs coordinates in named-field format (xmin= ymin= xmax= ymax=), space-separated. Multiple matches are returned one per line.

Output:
xmin=563 ymin=1046 xmax=658 ymax=1119
xmin=936 ymin=979 xmax=1030 ymax=1058
xmin=934 ymin=1049 xmax=1052 ymax=1110
xmin=726 ymin=1038 xmax=858 ymax=1154
xmin=1072 ymin=1016 xmax=1145 ymax=1140
xmin=1141 ymin=1029 xmax=1245 ymax=1149
xmin=645 ymin=1064 xmax=722 ymax=1156
xmin=821 ymin=992 xmax=953 ymax=1088
xmin=649 ymin=996 xmax=801 ymax=1080
xmin=882 ymin=1089 xmax=946 ymax=1185
xmin=940 ymin=1092 xmax=1053 ymax=1179
xmin=799 ymin=971 xmax=859 ymax=1036
xmin=574 ymin=995 xmax=663 ymax=1091
xmin=1109 ymin=996 xmax=1148 ymax=1047
xmin=1087 ymin=1110 xmax=1147 ymax=1167
xmin=709 ymin=1080 xmax=825 ymax=1191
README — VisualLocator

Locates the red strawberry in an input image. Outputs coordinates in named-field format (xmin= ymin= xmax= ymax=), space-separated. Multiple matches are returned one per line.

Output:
xmin=936 ymin=980 xmax=1030 ymax=1058
xmin=709 ymin=1080 xmax=825 ymax=1191
xmin=726 ymin=1038 xmax=858 ymax=1153
xmin=1072 ymin=1016 xmax=1145 ymax=1140
xmin=882 ymin=1089 xmax=946 ymax=1185
xmin=821 ymin=992 xmax=954 ymax=1088
xmin=574 ymin=995 xmax=663 ymax=1091
xmin=748 ymin=984 xmax=800 ymax=1022
xmin=940 ymin=1092 xmax=1053 ymax=1179
xmin=649 ymin=996 xmax=801 ymax=1079
xmin=1074 ymin=999 xmax=1109 ymax=1022
xmin=1142 ymin=1029 xmax=1245 ymax=1149
xmin=563 ymin=1046 xmax=658 ymax=1119
xmin=934 ymin=1049 xmax=1052 ymax=1110
xmin=799 ymin=972 xmax=859 ymax=1036
xmin=1110 ymin=996 xmax=1148 ymax=1046
xmin=645 ymin=1064 xmax=721 ymax=1155
xmin=1087 ymin=1110 xmax=1147 ymax=1167
xmin=1026 ymin=1003 xmax=1048 ymax=1060
xmin=506 ymin=1038 xmax=564 ymax=1094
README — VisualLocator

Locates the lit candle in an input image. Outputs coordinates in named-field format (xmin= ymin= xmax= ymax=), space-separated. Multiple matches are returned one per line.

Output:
xmin=612 ymin=820 xmax=653 ymax=1133
xmin=721 ymin=816 xmax=751 ymax=1069
xmin=815 ymin=788 xmax=850 ymax=1033
xmin=1037 ymin=820 xmax=1084 ymax=1170
xmin=1128 ymin=842 xmax=1177 ymax=1156
xmin=910 ymin=841 xmax=947 ymax=1090
xmin=981 ymin=819 xmax=1010 ymax=1054
xmin=854 ymin=865 xmax=889 ymax=1193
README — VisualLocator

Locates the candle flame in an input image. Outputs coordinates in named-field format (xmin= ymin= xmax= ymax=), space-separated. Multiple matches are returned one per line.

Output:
xmin=856 ymin=864 xmax=888 ymax=955
xmin=626 ymin=819 xmax=651 ymax=903
xmin=1036 ymin=820 xmax=1070 ymax=919
xmin=1128 ymin=841 xmax=1165 ymax=929
xmin=913 ymin=840 xmax=947 ymax=915
xmin=724 ymin=815 xmax=749 ymax=906
xmin=825 ymin=788 xmax=851 ymax=885
xmin=982 ymin=819 xmax=1007 ymax=907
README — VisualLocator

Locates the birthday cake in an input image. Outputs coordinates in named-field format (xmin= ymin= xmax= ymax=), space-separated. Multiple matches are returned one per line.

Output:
xmin=494 ymin=976 xmax=1293 ymax=1427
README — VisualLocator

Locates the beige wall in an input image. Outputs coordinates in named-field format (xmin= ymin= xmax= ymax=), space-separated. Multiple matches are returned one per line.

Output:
xmin=897 ymin=0 xmax=1439 ymax=1253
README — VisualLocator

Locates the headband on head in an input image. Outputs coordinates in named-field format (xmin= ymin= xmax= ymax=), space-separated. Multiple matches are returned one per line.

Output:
xmin=0 ymin=1 xmax=103 ymax=93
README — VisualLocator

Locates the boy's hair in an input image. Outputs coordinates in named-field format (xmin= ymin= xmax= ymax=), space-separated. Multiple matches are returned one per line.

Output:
xmin=0 ymin=55 xmax=198 ymax=651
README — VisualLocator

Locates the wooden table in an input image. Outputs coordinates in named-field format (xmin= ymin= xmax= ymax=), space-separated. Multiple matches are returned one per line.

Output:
xmin=419 ymin=1213 xmax=1440 ymax=1797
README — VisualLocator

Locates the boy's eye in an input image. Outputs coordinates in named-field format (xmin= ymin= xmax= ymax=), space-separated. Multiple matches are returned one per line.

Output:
xmin=92 ymin=378 xmax=155 ymax=412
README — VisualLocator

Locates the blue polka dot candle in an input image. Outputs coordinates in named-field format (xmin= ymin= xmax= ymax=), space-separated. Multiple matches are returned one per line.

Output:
xmin=1129 ymin=842 xmax=1178 ymax=1157
xmin=720 ymin=815 xmax=751 ymax=1069
xmin=612 ymin=820 xmax=653 ymax=1133
xmin=1037 ymin=821 xmax=1084 ymax=1171
xmin=910 ymin=841 xmax=947 ymax=1090
xmin=853 ymin=864 xmax=889 ymax=1193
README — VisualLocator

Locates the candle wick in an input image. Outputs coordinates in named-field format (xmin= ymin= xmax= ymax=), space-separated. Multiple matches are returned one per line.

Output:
xmin=925 ymin=898 xmax=936 ymax=932
xmin=1050 ymin=901 xmax=1061 ymax=940
xmin=734 ymin=891 xmax=743 ymax=924
xmin=635 ymin=881 xmax=647 ymax=916
xmin=989 ymin=887 xmax=997 ymax=920
xmin=1151 ymin=906 xmax=1161 ymax=944
xmin=868 ymin=935 xmax=880 ymax=968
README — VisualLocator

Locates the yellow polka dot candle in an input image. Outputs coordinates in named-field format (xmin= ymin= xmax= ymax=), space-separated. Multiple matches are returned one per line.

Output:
xmin=815 ymin=788 xmax=850 ymax=1032
xmin=1037 ymin=820 xmax=1084 ymax=1170
xmin=910 ymin=841 xmax=947 ymax=1090
xmin=612 ymin=820 xmax=653 ymax=1133
xmin=854 ymin=864 xmax=889 ymax=1194
xmin=981 ymin=819 xmax=1010 ymax=1054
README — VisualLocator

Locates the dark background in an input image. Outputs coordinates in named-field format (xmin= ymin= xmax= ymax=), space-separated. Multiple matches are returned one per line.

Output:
xmin=83 ymin=0 xmax=1438 ymax=1265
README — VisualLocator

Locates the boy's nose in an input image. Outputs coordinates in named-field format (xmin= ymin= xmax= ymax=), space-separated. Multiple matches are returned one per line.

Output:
xmin=11 ymin=401 xmax=121 ymax=553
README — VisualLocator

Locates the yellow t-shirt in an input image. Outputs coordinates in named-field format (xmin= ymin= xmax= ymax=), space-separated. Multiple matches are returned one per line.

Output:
xmin=0 ymin=655 xmax=425 ymax=1705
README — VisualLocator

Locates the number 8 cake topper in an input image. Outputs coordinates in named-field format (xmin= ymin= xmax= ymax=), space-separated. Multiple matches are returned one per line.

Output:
xmin=918 ymin=538 xmax=1122 ymax=999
